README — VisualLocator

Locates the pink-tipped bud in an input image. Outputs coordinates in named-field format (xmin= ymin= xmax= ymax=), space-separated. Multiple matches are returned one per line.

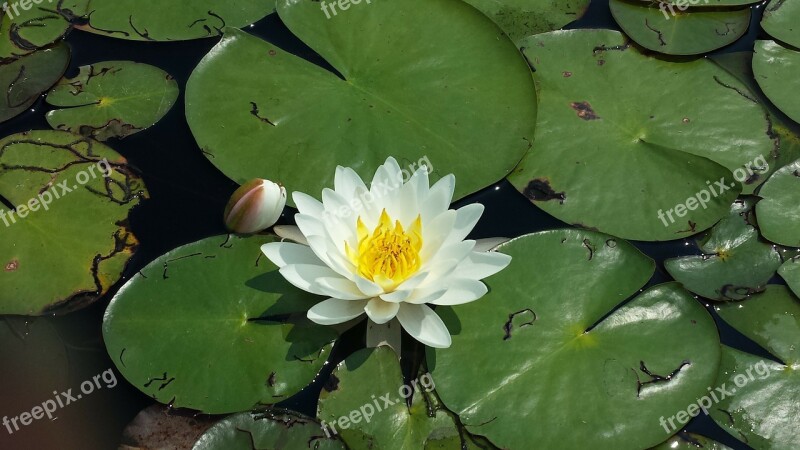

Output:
xmin=224 ymin=179 xmax=286 ymax=234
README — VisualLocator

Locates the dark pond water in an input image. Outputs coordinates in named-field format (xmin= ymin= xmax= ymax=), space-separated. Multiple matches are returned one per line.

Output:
xmin=0 ymin=1 xmax=784 ymax=448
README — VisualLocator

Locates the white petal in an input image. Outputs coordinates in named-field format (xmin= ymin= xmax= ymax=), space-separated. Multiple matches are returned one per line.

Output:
xmin=355 ymin=276 xmax=385 ymax=297
xmin=379 ymin=271 xmax=430 ymax=302
xmin=455 ymin=251 xmax=512 ymax=280
xmin=365 ymin=298 xmax=400 ymax=324
xmin=279 ymin=264 xmax=343 ymax=296
xmin=419 ymin=174 xmax=454 ymax=223
xmin=306 ymin=234 xmax=355 ymax=280
xmin=396 ymin=303 xmax=452 ymax=348
xmin=273 ymin=225 xmax=308 ymax=245
xmin=308 ymin=298 xmax=368 ymax=325
xmin=420 ymin=210 xmax=456 ymax=261
xmin=314 ymin=277 xmax=368 ymax=300
xmin=335 ymin=166 xmax=368 ymax=199
xmin=293 ymin=192 xmax=324 ymax=217
xmin=261 ymin=242 xmax=323 ymax=268
xmin=474 ymin=237 xmax=511 ymax=252
xmin=445 ymin=203 xmax=484 ymax=245
xmin=429 ymin=279 xmax=488 ymax=306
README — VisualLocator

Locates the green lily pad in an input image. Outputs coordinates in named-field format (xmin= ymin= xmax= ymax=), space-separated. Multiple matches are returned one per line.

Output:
xmin=650 ymin=432 xmax=733 ymax=450
xmin=0 ymin=130 xmax=146 ymax=315
xmin=429 ymin=230 xmax=721 ymax=449
xmin=75 ymin=0 xmax=274 ymax=41
xmin=46 ymin=61 xmax=179 ymax=141
xmin=753 ymin=40 xmax=800 ymax=126
xmin=779 ymin=257 xmax=800 ymax=298
xmin=318 ymin=347 xmax=482 ymax=449
xmin=103 ymin=234 xmax=337 ymax=414
xmin=762 ymin=0 xmax=800 ymax=48
xmin=186 ymin=0 xmax=537 ymax=205
xmin=461 ymin=0 xmax=590 ymax=43
xmin=756 ymin=158 xmax=800 ymax=247
xmin=609 ymin=0 xmax=750 ymax=55
xmin=508 ymin=29 xmax=772 ymax=241
xmin=0 ymin=1 xmax=74 ymax=60
xmin=711 ymin=285 xmax=800 ymax=449
xmin=665 ymin=199 xmax=781 ymax=301
xmin=0 ymin=43 xmax=70 ymax=123
xmin=192 ymin=410 xmax=345 ymax=450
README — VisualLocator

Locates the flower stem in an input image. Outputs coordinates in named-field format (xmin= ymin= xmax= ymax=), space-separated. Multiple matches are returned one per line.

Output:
xmin=366 ymin=319 xmax=401 ymax=353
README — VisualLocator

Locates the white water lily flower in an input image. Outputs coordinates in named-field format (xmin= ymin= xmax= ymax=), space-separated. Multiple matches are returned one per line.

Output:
xmin=261 ymin=157 xmax=511 ymax=348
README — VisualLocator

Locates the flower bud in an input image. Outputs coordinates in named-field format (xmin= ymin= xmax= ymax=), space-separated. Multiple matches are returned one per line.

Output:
xmin=224 ymin=179 xmax=286 ymax=234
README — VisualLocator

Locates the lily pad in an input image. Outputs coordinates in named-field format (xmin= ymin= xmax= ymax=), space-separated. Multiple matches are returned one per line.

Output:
xmin=0 ymin=130 xmax=146 ymax=315
xmin=756 ymin=158 xmax=800 ymax=247
xmin=461 ymin=0 xmax=590 ymax=43
xmin=429 ymin=230 xmax=721 ymax=449
xmin=711 ymin=286 xmax=800 ymax=449
xmin=665 ymin=198 xmax=781 ymax=301
xmin=0 ymin=0 xmax=80 ymax=60
xmin=753 ymin=40 xmax=800 ymax=126
xmin=46 ymin=61 xmax=179 ymax=141
xmin=192 ymin=410 xmax=345 ymax=450
xmin=318 ymin=347 xmax=481 ymax=449
xmin=186 ymin=0 xmax=537 ymax=205
xmin=779 ymin=257 xmax=800 ymax=298
xmin=0 ymin=43 xmax=70 ymax=123
xmin=650 ymin=432 xmax=733 ymax=450
xmin=103 ymin=234 xmax=337 ymax=414
xmin=609 ymin=0 xmax=750 ymax=55
xmin=75 ymin=0 xmax=274 ymax=41
xmin=508 ymin=29 xmax=772 ymax=241
xmin=762 ymin=0 xmax=800 ymax=48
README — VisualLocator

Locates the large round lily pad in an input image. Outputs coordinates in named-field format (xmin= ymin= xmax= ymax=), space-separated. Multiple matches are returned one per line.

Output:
xmin=0 ymin=130 xmax=146 ymax=315
xmin=665 ymin=198 xmax=781 ymax=301
xmin=186 ymin=0 xmax=537 ymax=205
xmin=429 ymin=229 xmax=721 ymax=449
xmin=753 ymin=40 xmax=800 ymax=126
xmin=762 ymin=0 xmax=800 ymax=48
xmin=46 ymin=61 xmax=179 ymax=141
xmin=779 ymin=257 xmax=800 ymax=298
xmin=711 ymin=286 xmax=800 ymax=449
xmin=508 ymin=29 xmax=772 ymax=241
xmin=103 ymin=234 xmax=337 ymax=414
xmin=318 ymin=347 xmax=482 ymax=449
xmin=609 ymin=0 xmax=750 ymax=55
xmin=193 ymin=410 xmax=345 ymax=450
xmin=461 ymin=0 xmax=590 ymax=43
xmin=756 ymin=158 xmax=800 ymax=247
xmin=0 ymin=1 xmax=84 ymax=60
xmin=0 ymin=43 xmax=70 ymax=123
xmin=75 ymin=0 xmax=274 ymax=41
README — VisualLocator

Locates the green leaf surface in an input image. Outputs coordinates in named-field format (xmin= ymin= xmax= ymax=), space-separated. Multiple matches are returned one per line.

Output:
xmin=75 ymin=0 xmax=274 ymax=41
xmin=650 ymin=432 xmax=733 ymax=450
xmin=0 ymin=130 xmax=146 ymax=315
xmin=508 ymin=29 xmax=772 ymax=241
xmin=762 ymin=0 xmax=800 ymax=48
xmin=0 ymin=43 xmax=70 ymax=123
xmin=665 ymin=199 xmax=781 ymax=301
xmin=461 ymin=0 xmax=590 ymax=42
xmin=756 ymin=158 xmax=800 ymax=247
xmin=779 ymin=257 xmax=800 ymax=298
xmin=192 ymin=410 xmax=345 ymax=450
xmin=429 ymin=230 xmax=721 ymax=449
xmin=186 ymin=0 xmax=537 ymax=205
xmin=753 ymin=40 xmax=800 ymax=126
xmin=318 ymin=347 xmax=479 ymax=450
xmin=0 ymin=1 xmax=84 ymax=60
xmin=610 ymin=0 xmax=750 ymax=55
xmin=46 ymin=61 xmax=179 ymax=141
xmin=103 ymin=234 xmax=337 ymax=414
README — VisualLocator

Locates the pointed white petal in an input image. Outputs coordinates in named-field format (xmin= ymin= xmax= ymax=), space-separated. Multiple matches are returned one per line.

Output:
xmin=273 ymin=225 xmax=308 ymax=245
xmin=355 ymin=276 xmax=385 ymax=297
xmin=474 ymin=237 xmax=511 ymax=252
xmin=335 ymin=166 xmax=368 ymax=199
xmin=261 ymin=242 xmax=323 ymax=268
xmin=455 ymin=251 xmax=512 ymax=280
xmin=293 ymin=192 xmax=324 ymax=217
xmin=396 ymin=303 xmax=452 ymax=348
xmin=419 ymin=174 xmax=454 ymax=222
xmin=308 ymin=298 xmax=368 ymax=325
xmin=429 ymin=279 xmax=488 ymax=306
xmin=314 ymin=277 xmax=368 ymax=300
xmin=379 ymin=271 xmax=431 ymax=302
xmin=445 ymin=203 xmax=484 ymax=245
xmin=279 ymin=264 xmax=343 ymax=296
xmin=365 ymin=298 xmax=400 ymax=324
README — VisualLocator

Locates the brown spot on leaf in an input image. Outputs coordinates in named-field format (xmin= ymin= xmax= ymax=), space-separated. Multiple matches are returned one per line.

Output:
xmin=563 ymin=71 xmax=572 ymax=77
xmin=5 ymin=259 xmax=18 ymax=271
xmin=571 ymin=101 xmax=600 ymax=120
xmin=523 ymin=179 xmax=566 ymax=204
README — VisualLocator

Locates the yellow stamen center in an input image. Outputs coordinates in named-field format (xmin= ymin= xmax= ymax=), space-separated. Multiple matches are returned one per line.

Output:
xmin=346 ymin=209 xmax=423 ymax=291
